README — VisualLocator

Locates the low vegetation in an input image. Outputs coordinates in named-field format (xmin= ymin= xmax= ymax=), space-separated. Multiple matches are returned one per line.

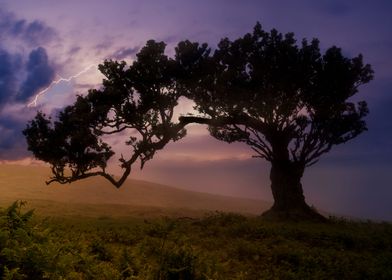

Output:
xmin=1 ymin=201 xmax=391 ymax=279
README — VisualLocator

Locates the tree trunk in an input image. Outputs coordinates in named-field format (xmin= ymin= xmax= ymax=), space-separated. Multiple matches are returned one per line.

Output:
xmin=262 ymin=160 xmax=326 ymax=221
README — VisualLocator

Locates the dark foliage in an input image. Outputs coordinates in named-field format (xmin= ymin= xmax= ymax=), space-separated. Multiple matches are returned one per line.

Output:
xmin=24 ymin=23 xmax=373 ymax=219
xmin=177 ymin=23 xmax=373 ymax=219
xmin=179 ymin=23 xmax=373 ymax=167
xmin=24 ymin=41 xmax=187 ymax=187
xmin=1 ymin=202 xmax=392 ymax=279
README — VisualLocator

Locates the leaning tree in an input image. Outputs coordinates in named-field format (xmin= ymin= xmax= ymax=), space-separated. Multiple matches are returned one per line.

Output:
xmin=177 ymin=23 xmax=373 ymax=220
xmin=24 ymin=41 xmax=189 ymax=187
xmin=24 ymin=24 xmax=373 ymax=220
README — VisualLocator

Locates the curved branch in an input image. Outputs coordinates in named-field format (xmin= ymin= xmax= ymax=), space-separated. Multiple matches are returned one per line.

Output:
xmin=178 ymin=114 xmax=269 ymax=134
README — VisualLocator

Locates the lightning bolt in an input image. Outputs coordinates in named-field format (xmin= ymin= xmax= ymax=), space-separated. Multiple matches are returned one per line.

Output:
xmin=27 ymin=63 xmax=97 ymax=107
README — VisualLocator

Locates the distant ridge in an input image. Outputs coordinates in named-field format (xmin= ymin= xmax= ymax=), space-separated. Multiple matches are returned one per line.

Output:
xmin=0 ymin=164 xmax=271 ymax=217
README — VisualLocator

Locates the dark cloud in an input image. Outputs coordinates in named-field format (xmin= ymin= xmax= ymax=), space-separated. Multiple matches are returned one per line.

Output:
xmin=0 ymin=47 xmax=56 ymax=106
xmin=0 ymin=9 xmax=56 ymax=46
xmin=0 ymin=116 xmax=19 ymax=150
xmin=0 ymin=110 xmax=34 ymax=159
xmin=0 ymin=9 xmax=57 ymax=105
xmin=0 ymin=49 xmax=21 ymax=107
xmin=23 ymin=20 xmax=56 ymax=45
xmin=0 ymin=9 xmax=57 ymax=158
xmin=17 ymin=47 xmax=55 ymax=102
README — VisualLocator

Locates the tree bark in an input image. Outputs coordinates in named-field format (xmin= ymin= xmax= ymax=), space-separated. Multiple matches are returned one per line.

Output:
xmin=270 ymin=160 xmax=306 ymax=210
xmin=262 ymin=160 xmax=327 ymax=221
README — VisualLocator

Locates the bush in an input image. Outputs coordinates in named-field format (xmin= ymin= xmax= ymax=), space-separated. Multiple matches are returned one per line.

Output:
xmin=0 ymin=201 xmax=46 ymax=279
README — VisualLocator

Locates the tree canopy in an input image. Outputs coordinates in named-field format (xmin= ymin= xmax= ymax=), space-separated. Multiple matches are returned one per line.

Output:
xmin=179 ymin=23 xmax=372 ymax=167
xmin=176 ymin=23 xmax=373 ymax=219
xmin=24 ymin=41 xmax=188 ymax=187
xmin=24 ymin=23 xmax=373 ymax=219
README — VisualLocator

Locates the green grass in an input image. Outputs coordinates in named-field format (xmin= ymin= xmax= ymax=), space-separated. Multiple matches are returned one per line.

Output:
xmin=1 ymin=202 xmax=392 ymax=279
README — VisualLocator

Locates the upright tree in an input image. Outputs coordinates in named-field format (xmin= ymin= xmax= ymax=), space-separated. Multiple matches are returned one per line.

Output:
xmin=177 ymin=23 xmax=373 ymax=220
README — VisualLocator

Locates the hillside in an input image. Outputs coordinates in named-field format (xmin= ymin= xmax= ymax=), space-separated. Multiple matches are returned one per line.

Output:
xmin=0 ymin=164 xmax=271 ymax=217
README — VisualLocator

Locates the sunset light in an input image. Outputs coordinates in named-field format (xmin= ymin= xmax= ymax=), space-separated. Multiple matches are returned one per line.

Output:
xmin=0 ymin=1 xmax=391 ymax=277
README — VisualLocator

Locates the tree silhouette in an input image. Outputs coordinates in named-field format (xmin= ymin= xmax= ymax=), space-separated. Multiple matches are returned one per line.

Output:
xmin=24 ymin=41 xmax=188 ymax=187
xmin=24 ymin=24 xmax=373 ymax=220
xmin=177 ymin=23 xmax=373 ymax=220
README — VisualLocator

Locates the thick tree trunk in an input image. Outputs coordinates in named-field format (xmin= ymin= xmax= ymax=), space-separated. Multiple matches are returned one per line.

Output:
xmin=270 ymin=160 xmax=306 ymax=210
xmin=262 ymin=160 xmax=326 ymax=222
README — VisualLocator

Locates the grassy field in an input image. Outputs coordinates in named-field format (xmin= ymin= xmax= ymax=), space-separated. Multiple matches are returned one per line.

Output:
xmin=1 ymin=201 xmax=392 ymax=279
xmin=1 ymin=164 xmax=391 ymax=279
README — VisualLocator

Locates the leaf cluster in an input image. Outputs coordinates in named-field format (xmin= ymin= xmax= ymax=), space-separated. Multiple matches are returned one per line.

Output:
xmin=24 ymin=41 xmax=188 ymax=187
xmin=181 ymin=22 xmax=373 ymax=166
xmin=24 ymin=23 xmax=373 ymax=186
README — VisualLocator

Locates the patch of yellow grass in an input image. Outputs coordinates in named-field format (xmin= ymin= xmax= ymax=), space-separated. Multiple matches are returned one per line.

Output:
xmin=0 ymin=164 xmax=271 ymax=217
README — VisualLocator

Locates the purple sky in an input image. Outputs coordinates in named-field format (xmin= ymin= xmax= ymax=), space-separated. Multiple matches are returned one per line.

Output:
xmin=0 ymin=0 xmax=391 ymax=220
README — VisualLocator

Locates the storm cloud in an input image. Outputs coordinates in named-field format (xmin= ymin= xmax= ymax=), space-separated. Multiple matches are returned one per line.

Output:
xmin=0 ymin=8 xmax=55 ymax=46
xmin=18 ymin=47 xmax=55 ymax=102
xmin=0 ymin=49 xmax=21 ymax=107
xmin=0 ymin=9 xmax=57 ymax=159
